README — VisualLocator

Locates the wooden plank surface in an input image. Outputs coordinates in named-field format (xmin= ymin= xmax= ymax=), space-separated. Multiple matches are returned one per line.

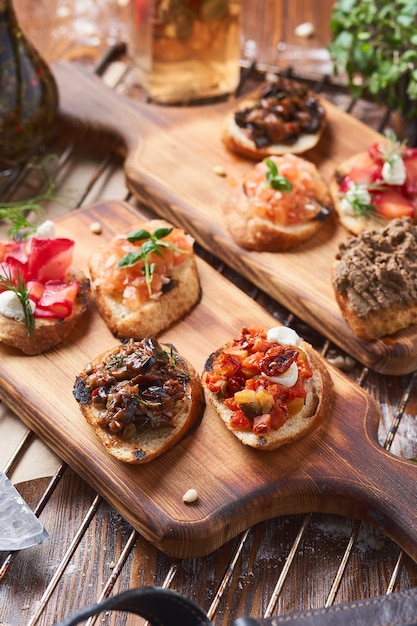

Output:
xmin=2 ymin=201 xmax=417 ymax=560
xmin=53 ymin=61 xmax=417 ymax=376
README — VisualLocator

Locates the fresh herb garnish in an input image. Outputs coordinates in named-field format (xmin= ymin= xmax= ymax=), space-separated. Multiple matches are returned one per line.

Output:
xmin=0 ymin=154 xmax=60 ymax=240
xmin=264 ymin=158 xmax=293 ymax=192
xmin=380 ymin=130 xmax=407 ymax=165
xmin=0 ymin=269 xmax=35 ymax=335
xmin=117 ymin=227 xmax=190 ymax=296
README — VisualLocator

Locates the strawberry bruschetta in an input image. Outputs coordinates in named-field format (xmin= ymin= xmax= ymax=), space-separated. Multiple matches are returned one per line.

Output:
xmin=330 ymin=132 xmax=417 ymax=235
xmin=0 ymin=220 xmax=90 ymax=355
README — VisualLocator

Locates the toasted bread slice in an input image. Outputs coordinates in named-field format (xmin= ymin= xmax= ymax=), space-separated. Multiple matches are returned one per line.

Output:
xmin=73 ymin=337 xmax=205 ymax=463
xmin=202 ymin=327 xmax=333 ymax=450
xmin=0 ymin=267 xmax=90 ymax=355
xmin=89 ymin=219 xmax=201 ymax=340
xmin=224 ymin=155 xmax=333 ymax=251
xmin=222 ymin=79 xmax=326 ymax=161
xmin=332 ymin=217 xmax=417 ymax=339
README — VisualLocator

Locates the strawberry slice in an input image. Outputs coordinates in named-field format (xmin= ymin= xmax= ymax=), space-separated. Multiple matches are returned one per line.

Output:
xmin=34 ymin=280 xmax=79 ymax=318
xmin=372 ymin=188 xmax=414 ymax=219
xmin=28 ymin=237 xmax=74 ymax=282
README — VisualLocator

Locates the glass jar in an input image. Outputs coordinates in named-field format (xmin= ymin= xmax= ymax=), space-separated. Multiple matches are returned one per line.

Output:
xmin=0 ymin=0 xmax=59 ymax=174
xmin=129 ymin=0 xmax=242 ymax=104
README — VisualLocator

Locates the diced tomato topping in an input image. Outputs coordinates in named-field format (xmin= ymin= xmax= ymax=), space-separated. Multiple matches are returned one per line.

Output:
xmin=230 ymin=409 xmax=252 ymax=431
xmin=206 ymin=327 xmax=310 ymax=436
xmin=27 ymin=237 xmax=74 ymax=282
xmin=372 ymin=189 xmax=414 ymax=219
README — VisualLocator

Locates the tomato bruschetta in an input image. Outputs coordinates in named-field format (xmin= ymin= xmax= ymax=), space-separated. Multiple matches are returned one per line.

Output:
xmin=224 ymin=154 xmax=333 ymax=251
xmin=202 ymin=326 xmax=333 ymax=450
xmin=89 ymin=219 xmax=201 ymax=340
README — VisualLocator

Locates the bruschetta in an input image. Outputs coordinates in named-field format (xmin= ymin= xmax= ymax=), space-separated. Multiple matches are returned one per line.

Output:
xmin=222 ymin=78 xmax=326 ymax=160
xmin=329 ymin=132 xmax=417 ymax=235
xmin=224 ymin=154 xmax=333 ymax=251
xmin=202 ymin=326 xmax=333 ymax=450
xmin=89 ymin=219 xmax=201 ymax=340
xmin=0 ymin=220 xmax=90 ymax=355
xmin=332 ymin=217 xmax=417 ymax=339
xmin=73 ymin=337 xmax=205 ymax=463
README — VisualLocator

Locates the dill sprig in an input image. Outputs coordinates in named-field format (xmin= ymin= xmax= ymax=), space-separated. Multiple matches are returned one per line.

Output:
xmin=0 ymin=269 xmax=35 ymax=335
xmin=0 ymin=154 xmax=60 ymax=240
xmin=117 ymin=227 xmax=190 ymax=296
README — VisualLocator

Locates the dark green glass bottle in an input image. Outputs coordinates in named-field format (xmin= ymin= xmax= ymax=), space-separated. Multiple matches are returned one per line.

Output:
xmin=0 ymin=0 xmax=59 ymax=173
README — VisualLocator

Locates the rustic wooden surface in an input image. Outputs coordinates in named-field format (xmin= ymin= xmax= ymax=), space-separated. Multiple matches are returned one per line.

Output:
xmin=2 ymin=1 xmax=417 ymax=625
xmin=2 ymin=200 xmax=417 ymax=563
xmin=53 ymin=61 xmax=417 ymax=376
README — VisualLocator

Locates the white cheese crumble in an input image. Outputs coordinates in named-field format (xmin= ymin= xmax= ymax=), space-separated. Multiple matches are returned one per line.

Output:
xmin=35 ymin=219 xmax=56 ymax=239
xmin=265 ymin=326 xmax=302 ymax=387
xmin=382 ymin=156 xmax=406 ymax=185
xmin=263 ymin=360 xmax=299 ymax=387
xmin=0 ymin=291 xmax=35 ymax=321
xmin=339 ymin=182 xmax=371 ymax=216
xmin=267 ymin=326 xmax=301 ymax=347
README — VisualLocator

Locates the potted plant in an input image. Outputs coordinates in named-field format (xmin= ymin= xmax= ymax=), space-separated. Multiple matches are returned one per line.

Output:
xmin=328 ymin=0 xmax=417 ymax=128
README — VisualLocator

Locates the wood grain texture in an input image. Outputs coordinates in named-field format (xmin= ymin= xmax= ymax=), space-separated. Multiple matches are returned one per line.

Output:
xmin=1 ymin=201 xmax=417 ymax=559
xmin=52 ymin=61 xmax=417 ymax=376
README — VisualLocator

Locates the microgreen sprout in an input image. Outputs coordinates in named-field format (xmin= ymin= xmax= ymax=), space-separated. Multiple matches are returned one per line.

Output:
xmin=117 ymin=227 xmax=190 ymax=296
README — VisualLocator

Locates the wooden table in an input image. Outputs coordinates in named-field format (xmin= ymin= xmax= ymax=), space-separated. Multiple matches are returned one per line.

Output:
xmin=2 ymin=1 xmax=417 ymax=624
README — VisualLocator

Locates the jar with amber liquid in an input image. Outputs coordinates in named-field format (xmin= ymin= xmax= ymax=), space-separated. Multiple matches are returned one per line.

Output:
xmin=0 ymin=0 xmax=58 ymax=173
xmin=129 ymin=0 xmax=242 ymax=103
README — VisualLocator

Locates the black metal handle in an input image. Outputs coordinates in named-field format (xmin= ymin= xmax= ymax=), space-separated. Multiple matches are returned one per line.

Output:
xmin=54 ymin=586 xmax=213 ymax=626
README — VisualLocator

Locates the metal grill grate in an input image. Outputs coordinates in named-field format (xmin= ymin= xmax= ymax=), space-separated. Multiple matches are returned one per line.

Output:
xmin=1 ymin=47 xmax=417 ymax=626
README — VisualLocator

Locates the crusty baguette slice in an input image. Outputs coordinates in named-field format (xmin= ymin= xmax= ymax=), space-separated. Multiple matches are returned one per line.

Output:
xmin=0 ymin=267 xmax=90 ymax=356
xmin=202 ymin=333 xmax=333 ymax=450
xmin=222 ymin=107 xmax=325 ymax=161
xmin=334 ymin=288 xmax=417 ymax=340
xmin=329 ymin=154 xmax=388 ymax=235
xmin=73 ymin=338 xmax=205 ymax=463
xmin=224 ymin=155 xmax=333 ymax=252
xmin=89 ymin=220 xmax=201 ymax=340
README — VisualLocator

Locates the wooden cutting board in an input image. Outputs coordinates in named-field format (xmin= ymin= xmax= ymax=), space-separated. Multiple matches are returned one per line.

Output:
xmin=52 ymin=61 xmax=417 ymax=376
xmin=1 ymin=201 xmax=417 ymax=559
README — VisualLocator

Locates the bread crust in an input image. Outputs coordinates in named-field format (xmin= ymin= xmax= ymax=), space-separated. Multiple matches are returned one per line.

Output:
xmin=0 ymin=267 xmax=90 ymax=355
xmin=224 ymin=155 xmax=333 ymax=252
xmin=73 ymin=338 xmax=205 ymax=463
xmin=222 ymin=107 xmax=325 ymax=161
xmin=202 ymin=335 xmax=333 ymax=450
xmin=89 ymin=220 xmax=201 ymax=340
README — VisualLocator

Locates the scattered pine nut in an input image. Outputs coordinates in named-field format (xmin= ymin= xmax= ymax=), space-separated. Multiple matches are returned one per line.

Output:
xmin=89 ymin=221 xmax=102 ymax=234
xmin=213 ymin=165 xmax=226 ymax=177
xmin=183 ymin=488 xmax=198 ymax=503
xmin=294 ymin=22 xmax=315 ymax=38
